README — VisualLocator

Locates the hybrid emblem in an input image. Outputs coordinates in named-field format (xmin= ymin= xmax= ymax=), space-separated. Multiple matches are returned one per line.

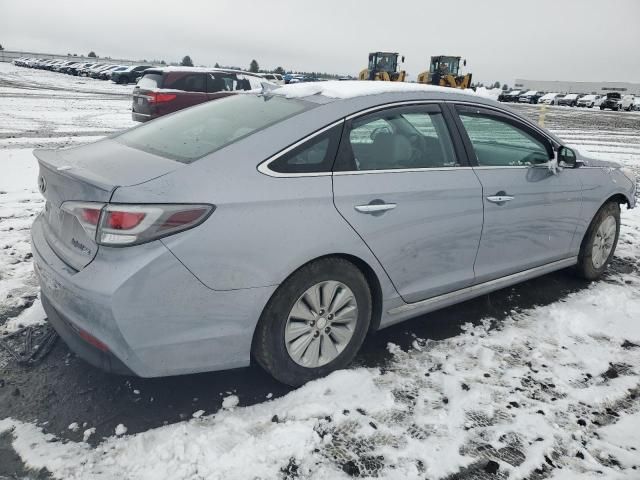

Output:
xmin=38 ymin=175 xmax=47 ymax=194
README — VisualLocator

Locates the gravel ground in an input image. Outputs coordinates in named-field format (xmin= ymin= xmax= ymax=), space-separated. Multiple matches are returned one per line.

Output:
xmin=0 ymin=63 xmax=639 ymax=479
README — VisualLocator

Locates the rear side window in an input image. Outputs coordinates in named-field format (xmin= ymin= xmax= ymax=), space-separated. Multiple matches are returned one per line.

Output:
xmin=268 ymin=125 xmax=342 ymax=174
xmin=116 ymin=94 xmax=312 ymax=163
xmin=137 ymin=73 xmax=163 ymax=89
xmin=164 ymin=73 xmax=207 ymax=92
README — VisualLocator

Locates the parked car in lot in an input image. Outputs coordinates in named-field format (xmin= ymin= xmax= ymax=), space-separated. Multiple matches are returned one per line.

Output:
xmin=538 ymin=93 xmax=562 ymax=105
xmin=31 ymin=82 xmax=637 ymax=386
xmin=557 ymin=93 xmax=583 ymax=107
xmin=99 ymin=65 xmax=127 ymax=80
xmin=498 ymin=90 xmax=522 ymax=102
xmin=600 ymin=92 xmax=622 ymax=111
xmin=131 ymin=67 xmax=264 ymax=121
xmin=577 ymin=94 xmax=601 ymax=108
xmin=259 ymin=73 xmax=285 ymax=85
xmin=111 ymin=65 xmax=152 ymax=84
xmin=518 ymin=90 xmax=544 ymax=104
xmin=621 ymin=95 xmax=636 ymax=111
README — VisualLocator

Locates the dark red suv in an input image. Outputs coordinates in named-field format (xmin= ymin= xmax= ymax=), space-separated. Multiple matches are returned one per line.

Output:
xmin=131 ymin=67 xmax=264 ymax=122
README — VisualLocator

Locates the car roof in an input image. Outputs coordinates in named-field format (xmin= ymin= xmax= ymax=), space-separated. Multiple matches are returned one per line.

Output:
xmin=146 ymin=66 xmax=262 ymax=78
xmin=272 ymin=80 xmax=481 ymax=103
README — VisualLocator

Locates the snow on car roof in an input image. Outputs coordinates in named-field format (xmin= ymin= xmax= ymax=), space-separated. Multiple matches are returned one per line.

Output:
xmin=271 ymin=80 xmax=480 ymax=100
xmin=153 ymin=66 xmax=262 ymax=77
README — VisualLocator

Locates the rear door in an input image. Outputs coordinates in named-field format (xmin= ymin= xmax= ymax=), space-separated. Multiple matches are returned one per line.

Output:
xmin=332 ymin=104 xmax=484 ymax=303
xmin=451 ymin=104 xmax=582 ymax=283
xmin=158 ymin=72 xmax=208 ymax=115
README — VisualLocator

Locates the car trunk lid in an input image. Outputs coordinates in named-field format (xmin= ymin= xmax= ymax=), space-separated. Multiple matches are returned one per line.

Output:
xmin=34 ymin=140 xmax=181 ymax=270
xmin=132 ymin=71 xmax=165 ymax=117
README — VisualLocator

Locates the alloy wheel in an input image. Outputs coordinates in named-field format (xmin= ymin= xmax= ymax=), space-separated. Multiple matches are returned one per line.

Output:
xmin=285 ymin=281 xmax=358 ymax=368
xmin=592 ymin=215 xmax=617 ymax=269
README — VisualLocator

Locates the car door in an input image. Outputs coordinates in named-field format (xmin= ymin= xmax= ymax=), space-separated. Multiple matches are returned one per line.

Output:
xmin=451 ymin=104 xmax=583 ymax=283
xmin=161 ymin=72 xmax=208 ymax=114
xmin=332 ymin=104 xmax=484 ymax=303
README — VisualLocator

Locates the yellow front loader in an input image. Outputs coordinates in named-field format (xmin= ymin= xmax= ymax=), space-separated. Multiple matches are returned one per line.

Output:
xmin=359 ymin=52 xmax=406 ymax=82
xmin=417 ymin=55 xmax=472 ymax=89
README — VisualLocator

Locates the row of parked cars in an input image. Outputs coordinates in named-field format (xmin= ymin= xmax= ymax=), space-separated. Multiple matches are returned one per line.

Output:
xmin=12 ymin=57 xmax=154 ymax=84
xmin=499 ymin=89 xmax=639 ymax=111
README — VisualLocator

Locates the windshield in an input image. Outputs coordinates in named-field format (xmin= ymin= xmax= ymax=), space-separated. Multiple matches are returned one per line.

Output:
xmin=429 ymin=57 xmax=460 ymax=75
xmin=523 ymin=90 xmax=536 ymax=96
xmin=581 ymin=95 xmax=596 ymax=100
xmin=564 ymin=94 xmax=579 ymax=100
xmin=369 ymin=53 xmax=397 ymax=72
xmin=116 ymin=94 xmax=313 ymax=163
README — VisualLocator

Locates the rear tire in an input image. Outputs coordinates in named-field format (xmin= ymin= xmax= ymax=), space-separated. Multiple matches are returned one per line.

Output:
xmin=253 ymin=258 xmax=372 ymax=386
xmin=577 ymin=201 xmax=620 ymax=280
xmin=118 ymin=76 xmax=128 ymax=85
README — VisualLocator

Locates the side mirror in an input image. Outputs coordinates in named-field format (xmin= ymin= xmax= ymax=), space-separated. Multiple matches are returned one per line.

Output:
xmin=463 ymin=59 xmax=467 ymax=67
xmin=401 ymin=56 xmax=405 ymax=63
xmin=558 ymin=146 xmax=578 ymax=168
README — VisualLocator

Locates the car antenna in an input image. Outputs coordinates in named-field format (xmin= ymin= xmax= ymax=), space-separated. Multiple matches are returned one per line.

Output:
xmin=261 ymin=81 xmax=280 ymax=99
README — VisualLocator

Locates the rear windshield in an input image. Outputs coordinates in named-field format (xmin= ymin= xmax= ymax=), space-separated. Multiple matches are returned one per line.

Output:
xmin=116 ymin=94 xmax=312 ymax=163
xmin=137 ymin=73 xmax=163 ymax=89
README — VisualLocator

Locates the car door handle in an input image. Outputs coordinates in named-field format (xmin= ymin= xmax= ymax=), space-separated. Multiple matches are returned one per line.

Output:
xmin=486 ymin=195 xmax=515 ymax=203
xmin=354 ymin=203 xmax=397 ymax=214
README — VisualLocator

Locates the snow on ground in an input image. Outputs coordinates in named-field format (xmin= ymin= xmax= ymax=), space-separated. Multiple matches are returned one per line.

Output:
xmin=1 ymin=64 xmax=640 ymax=479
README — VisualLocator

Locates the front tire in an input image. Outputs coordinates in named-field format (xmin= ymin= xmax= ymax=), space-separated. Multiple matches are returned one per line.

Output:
xmin=253 ymin=258 xmax=372 ymax=386
xmin=577 ymin=202 xmax=620 ymax=280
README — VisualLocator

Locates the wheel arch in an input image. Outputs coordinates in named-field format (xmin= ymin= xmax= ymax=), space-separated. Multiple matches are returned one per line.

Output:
xmin=606 ymin=192 xmax=632 ymax=209
xmin=252 ymin=253 xmax=384 ymax=353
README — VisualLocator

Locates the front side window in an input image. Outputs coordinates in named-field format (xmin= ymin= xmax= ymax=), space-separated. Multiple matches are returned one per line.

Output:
xmin=458 ymin=111 xmax=550 ymax=167
xmin=336 ymin=108 xmax=458 ymax=171
xmin=116 ymin=94 xmax=313 ymax=163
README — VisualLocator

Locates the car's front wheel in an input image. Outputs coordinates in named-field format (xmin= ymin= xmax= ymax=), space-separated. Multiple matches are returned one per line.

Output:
xmin=253 ymin=258 xmax=372 ymax=386
xmin=577 ymin=201 xmax=620 ymax=280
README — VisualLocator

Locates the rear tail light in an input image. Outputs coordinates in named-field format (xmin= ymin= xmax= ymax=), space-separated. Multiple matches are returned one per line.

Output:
xmin=147 ymin=92 xmax=177 ymax=104
xmin=61 ymin=201 xmax=214 ymax=247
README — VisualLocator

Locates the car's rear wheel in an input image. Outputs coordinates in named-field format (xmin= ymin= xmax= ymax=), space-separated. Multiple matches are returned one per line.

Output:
xmin=577 ymin=201 xmax=620 ymax=280
xmin=253 ymin=258 xmax=372 ymax=386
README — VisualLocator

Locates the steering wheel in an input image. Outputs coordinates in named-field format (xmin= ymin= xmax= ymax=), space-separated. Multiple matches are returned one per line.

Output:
xmin=520 ymin=152 xmax=548 ymax=166
xmin=369 ymin=126 xmax=392 ymax=141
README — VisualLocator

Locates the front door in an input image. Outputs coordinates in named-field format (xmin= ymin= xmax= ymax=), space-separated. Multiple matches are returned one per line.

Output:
xmin=452 ymin=104 xmax=583 ymax=283
xmin=332 ymin=104 xmax=484 ymax=303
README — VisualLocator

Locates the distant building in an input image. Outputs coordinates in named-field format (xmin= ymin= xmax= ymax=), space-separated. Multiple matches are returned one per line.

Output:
xmin=514 ymin=79 xmax=640 ymax=95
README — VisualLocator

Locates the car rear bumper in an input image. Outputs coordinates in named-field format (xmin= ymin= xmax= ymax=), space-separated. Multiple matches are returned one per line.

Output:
xmin=41 ymin=293 xmax=134 ymax=375
xmin=131 ymin=111 xmax=153 ymax=122
xmin=31 ymin=213 xmax=277 ymax=377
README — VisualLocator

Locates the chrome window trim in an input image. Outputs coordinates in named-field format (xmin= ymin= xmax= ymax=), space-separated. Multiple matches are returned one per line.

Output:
xmin=257 ymin=98 xmax=560 ymax=178
xmin=333 ymin=166 xmax=471 ymax=176
xmin=345 ymin=100 xmax=441 ymax=120
xmin=446 ymin=100 xmax=559 ymax=147
xmin=257 ymin=120 xmax=343 ymax=178
xmin=389 ymin=256 xmax=577 ymax=315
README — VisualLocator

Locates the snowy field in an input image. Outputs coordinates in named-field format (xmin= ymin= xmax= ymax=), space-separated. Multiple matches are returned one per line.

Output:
xmin=1 ymin=61 xmax=640 ymax=479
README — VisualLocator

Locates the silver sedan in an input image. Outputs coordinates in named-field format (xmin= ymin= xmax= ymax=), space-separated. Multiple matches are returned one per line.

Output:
xmin=31 ymin=82 xmax=637 ymax=386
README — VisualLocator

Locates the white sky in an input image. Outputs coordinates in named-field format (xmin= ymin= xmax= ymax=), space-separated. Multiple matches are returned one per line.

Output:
xmin=1 ymin=0 xmax=639 ymax=85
